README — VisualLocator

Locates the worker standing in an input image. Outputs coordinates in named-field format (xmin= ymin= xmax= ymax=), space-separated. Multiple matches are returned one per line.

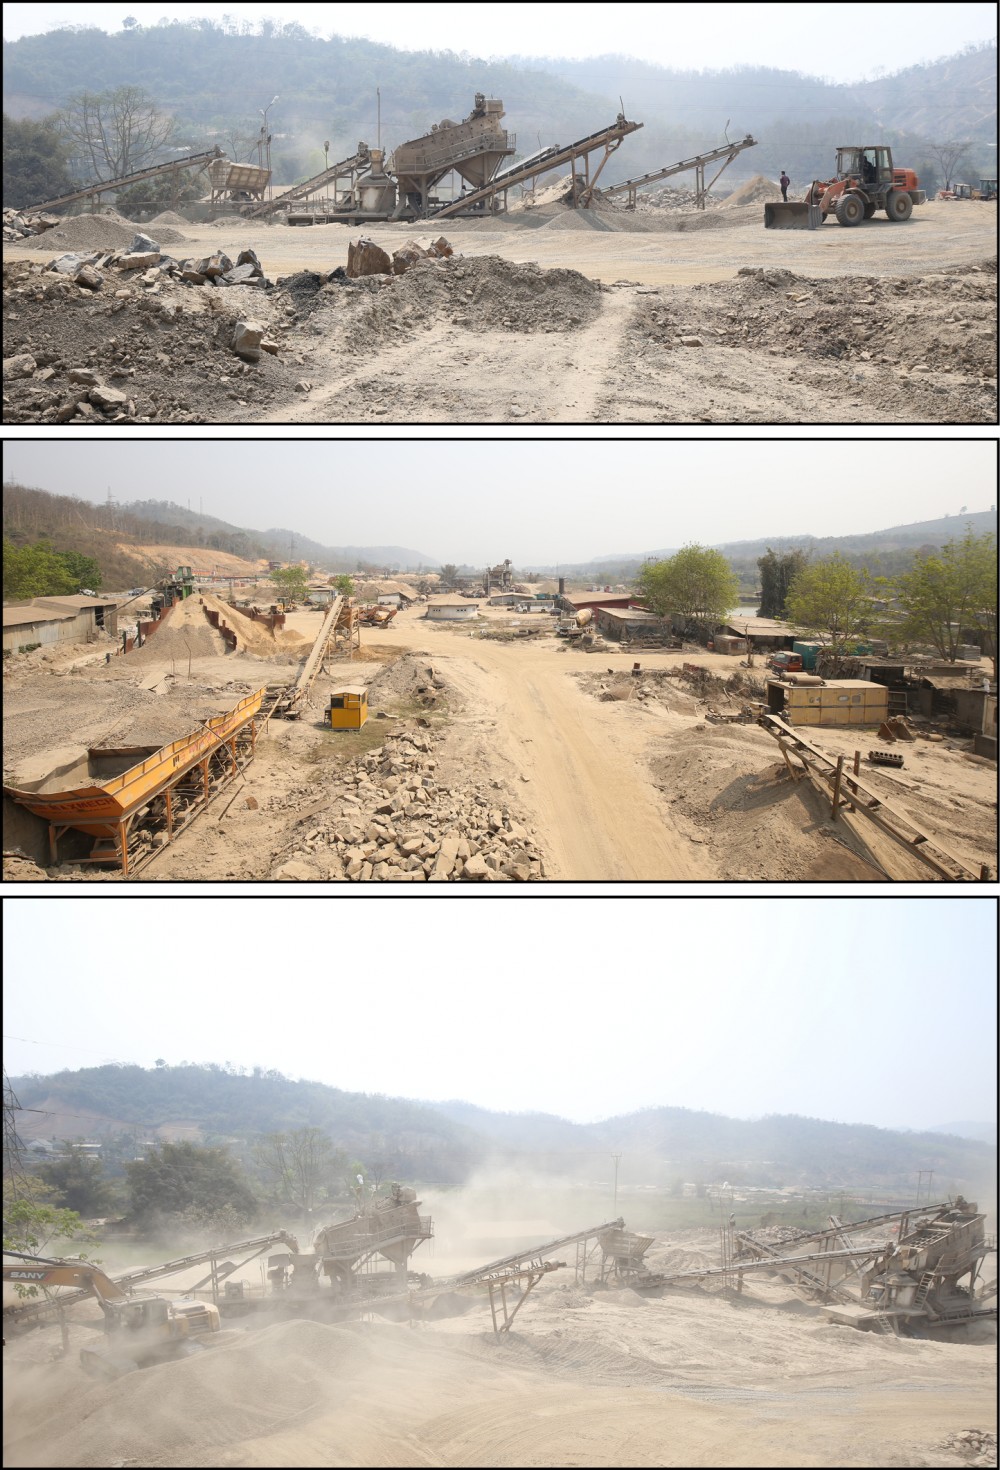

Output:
xmin=779 ymin=170 xmax=790 ymax=202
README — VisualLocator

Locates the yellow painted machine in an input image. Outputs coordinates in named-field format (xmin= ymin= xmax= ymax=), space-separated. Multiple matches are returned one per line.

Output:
xmin=326 ymin=686 xmax=369 ymax=729
xmin=2 ymin=1255 xmax=220 ymax=1379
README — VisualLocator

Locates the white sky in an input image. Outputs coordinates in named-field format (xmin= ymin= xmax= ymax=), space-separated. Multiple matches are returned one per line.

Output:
xmin=2 ymin=898 xmax=996 ymax=1131
xmin=4 ymin=442 xmax=996 ymax=566
xmin=2 ymin=2 xmax=996 ymax=80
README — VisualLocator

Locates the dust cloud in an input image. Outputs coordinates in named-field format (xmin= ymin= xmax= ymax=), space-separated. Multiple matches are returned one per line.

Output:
xmin=4 ymin=1172 xmax=996 ymax=1467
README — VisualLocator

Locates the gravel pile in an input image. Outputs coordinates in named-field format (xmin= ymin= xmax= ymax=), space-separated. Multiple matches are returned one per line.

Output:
xmin=270 ymin=723 xmax=547 ymax=882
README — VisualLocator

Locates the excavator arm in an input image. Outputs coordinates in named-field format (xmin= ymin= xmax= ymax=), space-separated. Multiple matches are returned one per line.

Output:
xmin=3 ymin=1259 xmax=127 ymax=1315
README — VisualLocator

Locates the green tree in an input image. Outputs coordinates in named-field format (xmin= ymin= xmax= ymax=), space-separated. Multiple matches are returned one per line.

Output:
xmin=637 ymin=544 xmax=739 ymax=630
xmin=329 ymin=575 xmax=356 ymax=598
xmin=271 ymin=565 xmax=309 ymax=600
xmin=126 ymin=1142 xmax=258 ymax=1229
xmin=269 ymin=567 xmax=308 ymax=602
xmin=757 ymin=547 xmax=808 ymax=619
xmin=3 ymin=539 xmax=79 ymax=599
xmin=3 ymin=1176 xmax=100 ymax=1271
xmin=37 ymin=1146 xmax=116 ymax=1218
xmin=438 ymin=564 xmax=460 ymax=591
xmin=2 ymin=113 xmax=75 ymax=208
xmin=785 ymin=553 xmax=875 ymax=655
xmin=889 ymin=528 xmax=997 ymax=672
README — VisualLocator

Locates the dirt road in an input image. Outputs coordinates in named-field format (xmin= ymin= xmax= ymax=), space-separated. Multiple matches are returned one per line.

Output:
xmin=411 ymin=629 xmax=712 ymax=880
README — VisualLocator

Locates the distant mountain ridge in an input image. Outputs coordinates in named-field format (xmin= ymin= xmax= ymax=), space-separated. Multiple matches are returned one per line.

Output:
xmin=557 ymin=509 xmax=998 ymax=575
xmin=11 ymin=1064 xmax=994 ymax=1193
xmin=2 ymin=21 xmax=995 ymax=192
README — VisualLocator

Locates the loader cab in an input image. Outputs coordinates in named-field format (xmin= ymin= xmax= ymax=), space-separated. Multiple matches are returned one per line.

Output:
xmin=838 ymin=146 xmax=892 ymax=186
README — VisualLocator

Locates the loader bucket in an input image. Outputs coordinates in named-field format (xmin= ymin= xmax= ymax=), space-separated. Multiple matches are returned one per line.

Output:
xmin=763 ymin=201 xmax=823 ymax=230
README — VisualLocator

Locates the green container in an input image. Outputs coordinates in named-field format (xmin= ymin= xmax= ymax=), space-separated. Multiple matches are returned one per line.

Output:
xmin=793 ymin=641 xmax=824 ymax=671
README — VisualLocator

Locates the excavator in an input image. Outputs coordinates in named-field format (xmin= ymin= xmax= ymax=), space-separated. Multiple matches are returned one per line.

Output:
xmin=3 ymin=1254 xmax=220 ymax=1378
xmin=357 ymin=604 xmax=399 ymax=628
xmin=765 ymin=145 xmax=927 ymax=229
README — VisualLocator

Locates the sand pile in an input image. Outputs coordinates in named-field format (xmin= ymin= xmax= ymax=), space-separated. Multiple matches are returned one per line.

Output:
xmin=509 ymin=174 xmax=574 ymax=211
xmin=146 ymin=209 xmax=192 ymax=233
xmin=721 ymin=173 xmax=783 ymax=206
xmin=151 ymin=592 xmax=306 ymax=660
xmin=647 ymin=723 xmax=885 ymax=881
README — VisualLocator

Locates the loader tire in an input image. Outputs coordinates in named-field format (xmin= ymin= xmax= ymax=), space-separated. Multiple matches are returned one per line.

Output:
xmin=863 ymin=201 xmax=877 ymax=219
xmin=885 ymin=190 xmax=913 ymax=221
xmin=835 ymin=193 xmax=865 ymax=226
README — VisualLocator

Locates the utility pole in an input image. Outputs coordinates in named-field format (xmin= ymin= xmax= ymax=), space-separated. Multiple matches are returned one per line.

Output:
xmin=612 ymin=1153 xmax=621 ymax=1214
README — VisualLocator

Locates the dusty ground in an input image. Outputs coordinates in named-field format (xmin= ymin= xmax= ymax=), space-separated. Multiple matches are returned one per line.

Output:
xmin=3 ymin=601 xmax=996 ymax=883
xmin=2 ymin=196 xmax=995 ymax=424
xmin=3 ymin=1224 xmax=995 ymax=1468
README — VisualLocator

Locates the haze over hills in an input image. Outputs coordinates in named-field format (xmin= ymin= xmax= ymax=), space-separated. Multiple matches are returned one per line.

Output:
xmin=3 ymin=487 xmax=996 ymax=592
xmin=11 ymin=1064 xmax=995 ymax=1194
xmin=540 ymin=509 xmax=999 ymax=575
xmin=3 ymin=20 xmax=996 ymax=191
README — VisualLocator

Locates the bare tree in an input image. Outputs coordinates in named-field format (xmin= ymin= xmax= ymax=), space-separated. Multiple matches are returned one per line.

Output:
xmin=221 ymin=119 xmax=261 ymax=165
xmin=926 ymin=141 xmax=972 ymax=192
xmin=59 ymin=86 xmax=175 ymax=183
xmin=252 ymin=1128 xmax=340 ymax=1218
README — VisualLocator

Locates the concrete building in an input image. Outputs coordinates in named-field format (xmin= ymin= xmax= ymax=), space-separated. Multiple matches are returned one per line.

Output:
xmin=425 ymin=600 xmax=479 ymax=621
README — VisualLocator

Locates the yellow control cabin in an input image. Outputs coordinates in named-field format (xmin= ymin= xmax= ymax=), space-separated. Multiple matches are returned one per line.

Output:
xmin=326 ymin=686 xmax=369 ymax=730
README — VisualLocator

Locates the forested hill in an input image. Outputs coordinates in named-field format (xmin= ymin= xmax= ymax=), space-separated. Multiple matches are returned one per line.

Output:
xmin=12 ymin=1064 xmax=994 ymax=1193
xmin=2 ymin=484 xmax=436 ymax=587
xmin=570 ymin=509 xmax=998 ymax=579
xmin=3 ymin=19 xmax=996 ymax=190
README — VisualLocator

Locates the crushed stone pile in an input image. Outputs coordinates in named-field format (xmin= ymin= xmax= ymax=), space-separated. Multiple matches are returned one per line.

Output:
xmin=631 ymin=184 xmax=721 ymax=212
xmin=269 ymin=720 xmax=547 ymax=883
xmin=2 ymin=256 xmax=302 ymax=425
xmin=23 ymin=215 xmax=138 ymax=253
xmin=3 ymin=207 xmax=60 ymax=241
xmin=720 ymin=174 xmax=784 ymax=206
xmin=324 ymin=254 xmax=604 ymax=342
xmin=623 ymin=259 xmax=997 ymax=418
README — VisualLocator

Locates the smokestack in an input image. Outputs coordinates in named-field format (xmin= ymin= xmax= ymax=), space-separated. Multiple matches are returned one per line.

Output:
xmin=558 ymin=577 xmax=565 ymax=596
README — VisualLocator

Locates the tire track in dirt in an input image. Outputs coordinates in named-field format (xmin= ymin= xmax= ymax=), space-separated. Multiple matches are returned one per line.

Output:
xmin=261 ymin=291 xmax=634 ymax=424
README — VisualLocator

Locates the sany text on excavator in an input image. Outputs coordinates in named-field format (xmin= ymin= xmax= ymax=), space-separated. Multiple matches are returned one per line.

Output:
xmin=764 ymin=145 xmax=927 ymax=229
xmin=2 ymin=1254 xmax=220 ymax=1378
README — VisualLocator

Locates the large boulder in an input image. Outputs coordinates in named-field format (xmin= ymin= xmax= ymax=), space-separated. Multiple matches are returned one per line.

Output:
xmin=231 ymin=319 xmax=265 ymax=362
xmin=347 ymin=237 xmax=392 ymax=278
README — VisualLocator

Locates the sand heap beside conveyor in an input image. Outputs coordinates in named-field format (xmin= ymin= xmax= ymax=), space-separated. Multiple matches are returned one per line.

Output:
xmin=133 ymin=592 xmax=308 ymax=664
xmin=720 ymin=174 xmax=783 ymax=206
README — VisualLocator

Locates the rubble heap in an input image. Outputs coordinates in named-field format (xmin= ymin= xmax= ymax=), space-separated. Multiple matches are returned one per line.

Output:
xmin=3 ymin=208 xmax=60 ymax=241
xmin=271 ymin=725 xmax=546 ymax=882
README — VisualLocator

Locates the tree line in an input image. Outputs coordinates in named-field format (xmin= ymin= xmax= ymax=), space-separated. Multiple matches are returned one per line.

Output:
xmin=636 ymin=526 xmax=997 ymax=670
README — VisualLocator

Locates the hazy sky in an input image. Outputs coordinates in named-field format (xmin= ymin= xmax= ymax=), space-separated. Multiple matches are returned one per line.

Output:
xmin=3 ymin=2 xmax=996 ymax=79
xmin=3 ymin=899 xmax=996 ymax=1132
xmin=5 ymin=442 xmax=996 ymax=565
